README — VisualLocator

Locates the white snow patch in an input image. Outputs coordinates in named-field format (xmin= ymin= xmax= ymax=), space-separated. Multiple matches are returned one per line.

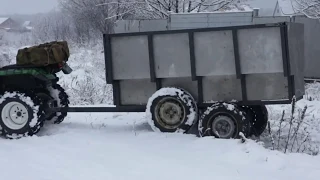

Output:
xmin=1 ymin=42 xmax=320 ymax=179
xmin=278 ymin=0 xmax=297 ymax=15
xmin=223 ymin=102 xmax=236 ymax=111
xmin=48 ymin=86 xmax=62 ymax=117
xmin=1 ymin=112 xmax=320 ymax=180
xmin=0 ymin=18 xmax=9 ymax=24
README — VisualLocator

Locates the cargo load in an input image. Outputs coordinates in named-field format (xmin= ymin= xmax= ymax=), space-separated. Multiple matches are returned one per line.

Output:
xmin=16 ymin=41 xmax=70 ymax=66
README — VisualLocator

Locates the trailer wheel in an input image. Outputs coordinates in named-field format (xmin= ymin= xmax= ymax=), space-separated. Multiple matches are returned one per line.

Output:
xmin=146 ymin=87 xmax=198 ymax=133
xmin=242 ymin=105 xmax=268 ymax=137
xmin=46 ymin=83 xmax=70 ymax=124
xmin=198 ymin=102 xmax=251 ymax=139
xmin=0 ymin=91 xmax=46 ymax=139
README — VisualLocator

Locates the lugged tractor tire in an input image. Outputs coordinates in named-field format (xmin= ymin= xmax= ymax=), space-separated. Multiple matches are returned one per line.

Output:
xmin=241 ymin=105 xmax=269 ymax=137
xmin=46 ymin=83 xmax=70 ymax=124
xmin=198 ymin=102 xmax=252 ymax=139
xmin=0 ymin=91 xmax=46 ymax=139
xmin=146 ymin=87 xmax=198 ymax=133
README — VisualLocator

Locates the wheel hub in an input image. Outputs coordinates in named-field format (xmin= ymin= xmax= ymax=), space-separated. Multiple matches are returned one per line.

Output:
xmin=211 ymin=115 xmax=235 ymax=138
xmin=1 ymin=102 xmax=29 ymax=130
xmin=160 ymin=102 xmax=182 ymax=124
xmin=155 ymin=97 xmax=185 ymax=129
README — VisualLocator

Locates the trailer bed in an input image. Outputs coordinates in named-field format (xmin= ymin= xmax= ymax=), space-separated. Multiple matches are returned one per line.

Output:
xmin=103 ymin=22 xmax=305 ymax=108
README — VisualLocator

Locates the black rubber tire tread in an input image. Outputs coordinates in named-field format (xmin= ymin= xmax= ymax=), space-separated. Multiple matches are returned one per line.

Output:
xmin=0 ymin=91 xmax=46 ymax=139
xmin=239 ymin=106 xmax=254 ymax=137
xmin=198 ymin=102 xmax=251 ymax=139
xmin=244 ymin=105 xmax=269 ymax=137
xmin=147 ymin=87 xmax=198 ymax=133
xmin=46 ymin=83 xmax=69 ymax=124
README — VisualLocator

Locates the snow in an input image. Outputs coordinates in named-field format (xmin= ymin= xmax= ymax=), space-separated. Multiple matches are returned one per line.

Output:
xmin=1 ymin=41 xmax=320 ymax=179
xmin=223 ymin=102 xmax=236 ymax=111
xmin=0 ymin=17 xmax=9 ymax=24
xmin=246 ymin=0 xmax=278 ymax=16
xmin=1 ymin=111 xmax=320 ymax=180
xmin=22 ymin=21 xmax=31 ymax=27
xmin=277 ymin=0 xmax=298 ymax=15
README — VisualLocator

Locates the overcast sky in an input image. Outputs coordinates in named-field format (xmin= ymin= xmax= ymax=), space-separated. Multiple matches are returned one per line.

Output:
xmin=0 ymin=0 xmax=58 ymax=14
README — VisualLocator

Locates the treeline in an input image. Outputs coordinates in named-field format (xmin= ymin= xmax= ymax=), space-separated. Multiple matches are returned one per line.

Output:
xmin=31 ymin=0 xmax=248 ymax=44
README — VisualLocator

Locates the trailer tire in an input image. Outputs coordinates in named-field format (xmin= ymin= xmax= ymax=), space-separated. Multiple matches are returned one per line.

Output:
xmin=198 ymin=102 xmax=251 ymax=139
xmin=0 ymin=91 xmax=46 ymax=139
xmin=46 ymin=83 xmax=70 ymax=124
xmin=146 ymin=87 xmax=198 ymax=133
xmin=243 ymin=105 xmax=268 ymax=137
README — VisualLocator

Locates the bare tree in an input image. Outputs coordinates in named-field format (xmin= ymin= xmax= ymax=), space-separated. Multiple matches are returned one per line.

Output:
xmin=32 ymin=11 xmax=73 ymax=43
xmin=59 ymin=0 xmax=249 ymax=31
xmin=292 ymin=0 xmax=320 ymax=19
xmin=98 ymin=0 xmax=249 ymax=19
xmin=59 ymin=0 xmax=134 ymax=34
xmin=55 ymin=0 xmax=248 ymax=44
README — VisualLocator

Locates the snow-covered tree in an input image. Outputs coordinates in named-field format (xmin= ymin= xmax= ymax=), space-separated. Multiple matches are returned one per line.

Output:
xmin=97 ymin=0 xmax=249 ymax=19
xmin=59 ymin=0 xmax=135 ymax=34
xmin=293 ymin=0 xmax=320 ymax=19
xmin=31 ymin=11 xmax=73 ymax=43
xmin=56 ymin=0 xmax=249 ymax=43
xmin=59 ymin=0 xmax=249 ymax=32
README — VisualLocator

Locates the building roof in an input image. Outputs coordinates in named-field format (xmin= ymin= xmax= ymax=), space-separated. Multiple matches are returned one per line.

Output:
xmin=22 ymin=21 xmax=31 ymax=27
xmin=277 ymin=0 xmax=297 ymax=15
xmin=0 ymin=17 xmax=9 ymax=24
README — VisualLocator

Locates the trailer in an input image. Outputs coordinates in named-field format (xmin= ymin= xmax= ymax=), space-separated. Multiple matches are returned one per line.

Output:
xmin=0 ymin=22 xmax=305 ymax=139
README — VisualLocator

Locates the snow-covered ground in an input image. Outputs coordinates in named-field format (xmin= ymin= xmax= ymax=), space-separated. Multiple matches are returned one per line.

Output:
xmin=1 ymin=41 xmax=320 ymax=180
xmin=1 ymin=111 xmax=320 ymax=180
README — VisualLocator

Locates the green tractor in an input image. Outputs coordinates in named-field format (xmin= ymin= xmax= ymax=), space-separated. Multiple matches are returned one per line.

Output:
xmin=0 ymin=41 xmax=72 ymax=139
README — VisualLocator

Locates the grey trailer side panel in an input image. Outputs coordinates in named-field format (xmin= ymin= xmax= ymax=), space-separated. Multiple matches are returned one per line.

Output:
xmin=139 ymin=20 xmax=168 ymax=32
xmin=253 ymin=17 xmax=291 ymax=24
xmin=294 ymin=17 xmax=320 ymax=79
xmin=237 ymin=27 xmax=284 ymax=74
xmin=106 ymin=23 xmax=305 ymax=106
xmin=162 ymin=77 xmax=199 ymax=101
xmin=287 ymin=23 xmax=305 ymax=98
xmin=119 ymin=77 xmax=198 ymax=105
xmin=111 ymin=36 xmax=150 ymax=80
xmin=114 ymin=20 xmax=140 ymax=33
xmin=170 ymin=12 xmax=253 ymax=30
xmin=194 ymin=30 xmax=236 ymax=76
xmin=202 ymin=75 xmax=242 ymax=102
xmin=119 ymin=79 xmax=157 ymax=105
xmin=153 ymin=33 xmax=191 ymax=78
xmin=169 ymin=13 xmax=213 ymax=30
xmin=114 ymin=19 xmax=168 ymax=33
xmin=246 ymin=73 xmax=288 ymax=101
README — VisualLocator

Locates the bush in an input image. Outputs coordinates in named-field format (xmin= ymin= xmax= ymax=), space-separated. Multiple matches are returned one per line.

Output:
xmin=56 ymin=43 xmax=114 ymax=105
xmin=259 ymin=97 xmax=319 ymax=156
xmin=305 ymin=82 xmax=320 ymax=101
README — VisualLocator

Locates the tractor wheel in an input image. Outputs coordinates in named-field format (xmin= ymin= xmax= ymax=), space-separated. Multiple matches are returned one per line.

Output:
xmin=198 ymin=102 xmax=251 ymax=139
xmin=46 ymin=83 xmax=70 ymax=124
xmin=242 ymin=105 xmax=268 ymax=137
xmin=0 ymin=91 xmax=46 ymax=139
xmin=146 ymin=87 xmax=198 ymax=133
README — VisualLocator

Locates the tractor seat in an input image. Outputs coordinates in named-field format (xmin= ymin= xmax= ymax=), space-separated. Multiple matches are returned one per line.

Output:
xmin=0 ymin=64 xmax=43 ymax=70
